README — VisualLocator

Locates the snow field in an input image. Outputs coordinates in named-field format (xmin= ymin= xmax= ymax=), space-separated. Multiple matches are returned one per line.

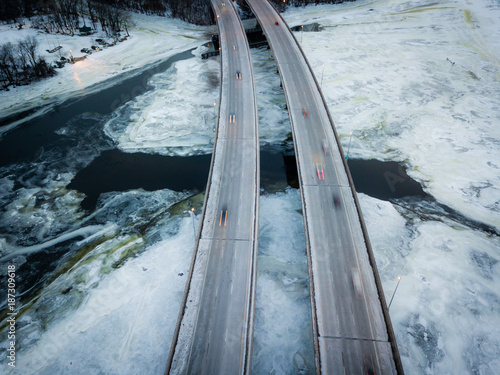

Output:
xmin=0 ymin=13 xmax=209 ymax=124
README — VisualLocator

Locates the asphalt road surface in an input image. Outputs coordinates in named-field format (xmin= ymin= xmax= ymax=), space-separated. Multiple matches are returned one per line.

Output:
xmin=166 ymin=1 xmax=259 ymax=374
xmin=245 ymin=0 xmax=401 ymax=373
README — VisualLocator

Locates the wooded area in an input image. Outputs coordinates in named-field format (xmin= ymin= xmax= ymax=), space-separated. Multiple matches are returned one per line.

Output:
xmin=0 ymin=0 xmax=212 ymax=25
xmin=1 ymin=0 xmax=355 ymax=26
xmin=0 ymin=36 xmax=54 ymax=90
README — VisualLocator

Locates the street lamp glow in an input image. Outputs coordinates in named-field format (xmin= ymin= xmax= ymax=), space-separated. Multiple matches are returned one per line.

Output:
xmin=320 ymin=63 xmax=325 ymax=88
xmin=190 ymin=208 xmax=196 ymax=237
xmin=388 ymin=276 xmax=401 ymax=309
xmin=346 ymin=131 xmax=353 ymax=160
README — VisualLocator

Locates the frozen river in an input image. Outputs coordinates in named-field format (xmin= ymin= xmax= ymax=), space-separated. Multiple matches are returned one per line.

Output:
xmin=1 ymin=0 xmax=499 ymax=374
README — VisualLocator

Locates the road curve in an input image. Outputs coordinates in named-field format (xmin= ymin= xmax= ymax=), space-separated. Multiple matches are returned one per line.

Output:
xmin=245 ymin=0 xmax=404 ymax=374
xmin=165 ymin=1 xmax=259 ymax=374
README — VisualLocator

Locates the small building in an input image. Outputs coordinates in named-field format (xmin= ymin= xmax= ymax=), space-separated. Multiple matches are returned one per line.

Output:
xmin=79 ymin=26 xmax=92 ymax=36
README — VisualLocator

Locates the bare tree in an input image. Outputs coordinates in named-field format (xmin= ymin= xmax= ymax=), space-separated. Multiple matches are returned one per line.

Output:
xmin=18 ymin=36 xmax=38 ymax=72
xmin=49 ymin=0 xmax=80 ymax=34
xmin=93 ymin=2 xmax=109 ymax=34
xmin=0 ymin=43 xmax=16 ymax=87
xmin=86 ymin=0 xmax=97 ymax=29
xmin=16 ymin=41 xmax=28 ymax=73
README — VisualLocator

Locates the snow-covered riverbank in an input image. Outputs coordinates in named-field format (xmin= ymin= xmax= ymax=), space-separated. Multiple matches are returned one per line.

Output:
xmin=0 ymin=13 xmax=210 ymax=129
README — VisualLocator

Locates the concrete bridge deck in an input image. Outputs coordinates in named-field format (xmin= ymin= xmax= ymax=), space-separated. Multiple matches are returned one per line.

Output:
xmin=165 ymin=1 xmax=259 ymax=373
xmin=244 ymin=0 xmax=404 ymax=373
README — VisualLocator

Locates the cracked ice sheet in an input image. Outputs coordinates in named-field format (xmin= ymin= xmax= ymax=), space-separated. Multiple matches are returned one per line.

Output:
xmin=359 ymin=193 xmax=500 ymax=374
xmin=2 ymin=215 xmax=196 ymax=375
xmin=103 ymin=50 xmax=220 ymax=156
xmin=252 ymin=189 xmax=315 ymax=374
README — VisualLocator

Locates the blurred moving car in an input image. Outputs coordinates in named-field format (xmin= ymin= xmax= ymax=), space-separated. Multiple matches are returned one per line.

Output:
xmin=219 ymin=207 xmax=228 ymax=227
xmin=333 ymin=194 xmax=341 ymax=208
xmin=315 ymin=164 xmax=325 ymax=181
xmin=351 ymin=267 xmax=363 ymax=298
xmin=322 ymin=139 xmax=329 ymax=154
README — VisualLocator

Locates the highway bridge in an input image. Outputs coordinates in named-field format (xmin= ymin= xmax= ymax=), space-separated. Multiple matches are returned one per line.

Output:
xmin=165 ymin=0 xmax=259 ymax=374
xmin=245 ymin=0 xmax=404 ymax=374
xmin=166 ymin=0 xmax=403 ymax=374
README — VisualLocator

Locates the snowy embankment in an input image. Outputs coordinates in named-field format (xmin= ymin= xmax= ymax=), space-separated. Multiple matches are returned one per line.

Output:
xmin=283 ymin=0 xmax=500 ymax=374
xmin=0 ymin=13 xmax=209 ymax=129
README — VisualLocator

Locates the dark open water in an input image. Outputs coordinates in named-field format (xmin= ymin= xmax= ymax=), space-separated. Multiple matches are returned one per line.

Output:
xmin=0 ymin=44 xmax=426 ymax=213
xmin=0 ymin=47 xmax=428 ymax=314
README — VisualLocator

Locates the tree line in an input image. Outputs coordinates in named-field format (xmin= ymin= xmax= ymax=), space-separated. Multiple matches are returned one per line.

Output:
xmin=0 ymin=0 xmax=208 ymax=25
xmin=27 ymin=1 xmax=131 ymax=38
xmin=0 ymin=36 xmax=54 ymax=90
xmin=1 ymin=0 xmax=357 ymax=27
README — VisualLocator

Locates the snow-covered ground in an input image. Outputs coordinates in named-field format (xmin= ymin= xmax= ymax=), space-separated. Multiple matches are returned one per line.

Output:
xmin=1 ymin=0 xmax=500 ymax=374
xmin=0 ymin=13 xmax=210 ymax=129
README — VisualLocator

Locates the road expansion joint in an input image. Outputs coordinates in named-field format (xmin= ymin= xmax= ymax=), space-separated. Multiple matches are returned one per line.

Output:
xmin=219 ymin=136 xmax=257 ymax=141
xmin=302 ymin=183 xmax=350 ymax=188
xmin=319 ymin=335 xmax=389 ymax=344
xmin=201 ymin=237 xmax=252 ymax=243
